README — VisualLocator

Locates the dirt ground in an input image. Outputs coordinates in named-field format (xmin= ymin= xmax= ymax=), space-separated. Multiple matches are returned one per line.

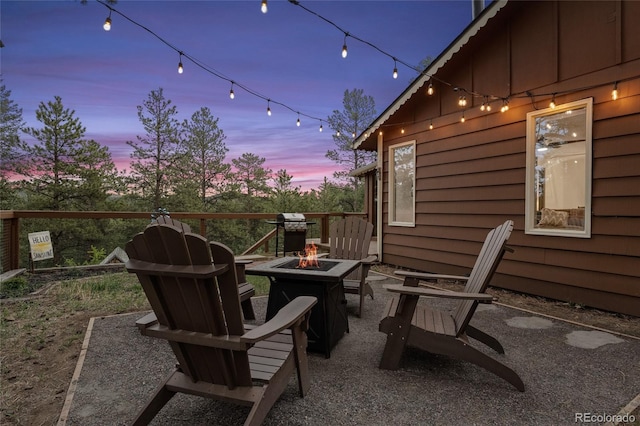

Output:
xmin=1 ymin=268 xmax=638 ymax=426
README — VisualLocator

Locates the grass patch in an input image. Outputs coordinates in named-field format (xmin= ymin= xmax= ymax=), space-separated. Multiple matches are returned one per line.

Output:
xmin=247 ymin=275 xmax=270 ymax=296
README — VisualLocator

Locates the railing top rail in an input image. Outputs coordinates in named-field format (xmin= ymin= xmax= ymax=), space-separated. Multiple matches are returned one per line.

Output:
xmin=1 ymin=211 xmax=360 ymax=220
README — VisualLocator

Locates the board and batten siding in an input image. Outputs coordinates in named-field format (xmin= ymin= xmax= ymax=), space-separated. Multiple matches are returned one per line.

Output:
xmin=376 ymin=0 xmax=640 ymax=316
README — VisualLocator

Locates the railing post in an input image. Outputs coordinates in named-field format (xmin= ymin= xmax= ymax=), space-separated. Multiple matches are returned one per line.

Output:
xmin=321 ymin=214 xmax=330 ymax=244
xmin=199 ymin=218 xmax=207 ymax=237
xmin=1 ymin=216 xmax=20 ymax=271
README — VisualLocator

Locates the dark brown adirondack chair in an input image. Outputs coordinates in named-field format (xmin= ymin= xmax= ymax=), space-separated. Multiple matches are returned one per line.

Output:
xmin=378 ymin=220 xmax=525 ymax=391
xmin=125 ymin=224 xmax=317 ymax=425
xmin=152 ymin=215 xmax=256 ymax=320
xmin=326 ymin=216 xmax=377 ymax=317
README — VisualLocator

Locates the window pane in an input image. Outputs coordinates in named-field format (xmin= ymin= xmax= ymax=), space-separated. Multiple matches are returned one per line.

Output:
xmin=390 ymin=142 xmax=415 ymax=225
xmin=526 ymin=99 xmax=592 ymax=237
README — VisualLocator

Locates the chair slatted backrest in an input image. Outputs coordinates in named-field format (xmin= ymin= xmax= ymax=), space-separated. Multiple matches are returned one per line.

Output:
xmin=125 ymin=224 xmax=252 ymax=387
xmin=329 ymin=217 xmax=374 ymax=280
xmin=452 ymin=220 xmax=513 ymax=336
xmin=153 ymin=215 xmax=192 ymax=233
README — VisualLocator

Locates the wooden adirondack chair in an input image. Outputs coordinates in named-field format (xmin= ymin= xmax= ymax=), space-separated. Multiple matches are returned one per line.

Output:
xmin=326 ymin=217 xmax=377 ymax=317
xmin=125 ymin=224 xmax=317 ymax=425
xmin=152 ymin=215 xmax=257 ymax=320
xmin=378 ymin=220 xmax=525 ymax=391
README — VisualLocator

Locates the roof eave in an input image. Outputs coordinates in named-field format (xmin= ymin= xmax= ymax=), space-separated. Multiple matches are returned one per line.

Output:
xmin=353 ymin=0 xmax=509 ymax=150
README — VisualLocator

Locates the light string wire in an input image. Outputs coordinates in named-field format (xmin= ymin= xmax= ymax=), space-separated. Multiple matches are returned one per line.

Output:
xmin=96 ymin=0 xmax=326 ymax=126
xmin=288 ymin=0 xmax=635 ymax=127
xmin=369 ymin=74 xmax=638 ymax=135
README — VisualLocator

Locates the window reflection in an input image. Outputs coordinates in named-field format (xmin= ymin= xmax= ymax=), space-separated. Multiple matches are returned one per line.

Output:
xmin=526 ymin=98 xmax=592 ymax=237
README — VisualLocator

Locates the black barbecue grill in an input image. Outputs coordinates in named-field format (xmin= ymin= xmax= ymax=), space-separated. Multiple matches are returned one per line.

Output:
xmin=268 ymin=213 xmax=312 ymax=256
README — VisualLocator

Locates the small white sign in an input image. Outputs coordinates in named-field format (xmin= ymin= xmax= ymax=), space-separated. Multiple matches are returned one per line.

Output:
xmin=28 ymin=231 xmax=54 ymax=261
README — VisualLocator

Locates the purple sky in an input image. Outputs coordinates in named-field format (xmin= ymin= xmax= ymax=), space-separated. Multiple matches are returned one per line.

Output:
xmin=2 ymin=0 xmax=473 ymax=190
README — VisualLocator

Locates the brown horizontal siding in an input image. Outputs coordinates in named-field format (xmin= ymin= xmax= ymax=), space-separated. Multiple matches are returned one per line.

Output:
xmin=418 ymin=153 xmax=524 ymax=178
xmin=420 ymin=168 xmax=524 ymax=190
xmin=593 ymin=177 xmax=640 ymax=197
xmin=490 ymin=273 xmax=640 ymax=317
xmin=417 ymin=184 xmax=523 ymax=202
xmin=416 ymin=200 xmax=523 ymax=216
xmin=593 ymin=153 xmax=640 ymax=180
xmin=505 ymin=245 xmax=639 ymax=278
xmin=593 ymin=196 xmax=640 ymax=217
xmin=499 ymin=260 xmax=639 ymax=298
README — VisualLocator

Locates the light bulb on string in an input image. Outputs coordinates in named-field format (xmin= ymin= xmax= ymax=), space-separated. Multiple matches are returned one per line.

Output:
xmin=429 ymin=120 xmax=434 ymax=130
xmin=460 ymin=112 xmax=466 ymax=123
xmin=229 ymin=83 xmax=235 ymax=99
xmin=427 ymin=83 xmax=434 ymax=96
xmin=549 ymin=93 xmax=556 ymax=109
xmin=103 ymin=11 xmax=112 ymax=31
xmin=392 ymin=59 xmax=398 ymax=79
xmin=612 ymin=82 xmax=618 ymax=100
xmin=319 ymin=122 xmax=323 ymax=132
xmin=336 ymin=130 xmax=341 ymax=137
xmin=296 ymin=115 xmax=301 ymax=127
xmin=267 ymin=100 xmax=271 ymax=116
xmin=341 ymin=33 xmax=348 ymax=58
xmin=261 ymin=0 xmax=268 ymax=14
xmin=177 ymin=53 xmax=184 ymax=74
xmin=500 ymin=99 xmax=509 ymax=113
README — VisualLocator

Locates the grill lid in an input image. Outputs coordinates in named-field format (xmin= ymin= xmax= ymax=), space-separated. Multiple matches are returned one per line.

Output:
xmin=277 ymin=213 xmax=307 ymax=231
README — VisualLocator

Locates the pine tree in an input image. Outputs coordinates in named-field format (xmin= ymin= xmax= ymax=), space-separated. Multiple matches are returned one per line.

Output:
xmin=127 ymin=88 xmax=181 ymax=210
xmin=326 ymin=88 xmax=377 ymax=211
xmin=0 ymin=83 xmax=26 ymax=209
xmin=180 ymin=107 xmax=230 ymax=210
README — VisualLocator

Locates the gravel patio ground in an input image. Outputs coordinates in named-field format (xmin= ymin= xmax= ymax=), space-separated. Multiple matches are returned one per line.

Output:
xmin=59 ymin=273 xmax=640 ymax=426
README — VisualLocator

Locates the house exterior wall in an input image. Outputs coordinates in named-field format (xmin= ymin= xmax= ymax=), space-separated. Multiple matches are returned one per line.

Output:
xmin=376 ymin=0 xmax=640 ymax=316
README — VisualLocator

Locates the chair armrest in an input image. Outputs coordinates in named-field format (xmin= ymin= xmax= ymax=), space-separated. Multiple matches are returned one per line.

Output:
xmin=241 ymin=296 xmax=317 ymax=343
xmin=394 ymin=270 xmax=469 ymax=282
xmin=235 ymin=259 xmax=253 ymax=266
xmin=383 ymin=284 xmax=494 ymax=303
xmin=361 ymin=255 xmax=378 ymax=265
xmin=126 ymin=259 xmax=229 ymax=278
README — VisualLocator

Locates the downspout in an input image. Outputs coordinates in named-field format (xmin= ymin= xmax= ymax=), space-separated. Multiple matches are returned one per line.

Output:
xmin=376 ymin=132 xmax=384 ymax=261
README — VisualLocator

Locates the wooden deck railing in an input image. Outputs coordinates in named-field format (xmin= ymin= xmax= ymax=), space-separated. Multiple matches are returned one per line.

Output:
xmin=0 ymin=210 xmax=366 ymax=272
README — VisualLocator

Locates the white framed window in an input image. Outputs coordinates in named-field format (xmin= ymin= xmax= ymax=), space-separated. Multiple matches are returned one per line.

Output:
xmin=389 ymin=140 xmax=415 ymax=227
xmin=525 ymin=98 xmax=592 ymax=238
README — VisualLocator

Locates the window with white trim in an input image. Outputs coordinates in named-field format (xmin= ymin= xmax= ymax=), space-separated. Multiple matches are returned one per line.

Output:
xmin=389 ymin=140 xmax=415 ymax=226
xmin=525 ymin=98 xmax=592 ymax=237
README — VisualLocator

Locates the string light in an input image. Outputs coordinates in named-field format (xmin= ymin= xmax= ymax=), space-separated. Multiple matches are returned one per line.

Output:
xmin=296 ymin=114 xmax=301 ymax=127
xmin=267 ymin=100 xmax=272 ymax=116
xmin=458 ymin=96 xmax=467 ymax=107
xmin=393 ymin=59 xmax=398 ymax=79
xmin=429 ymin=120 xmax=434 ymax=130
xmin=427 ymin=83 xmax=434 ymax=96
xmin=177 ymin=52 xmax=184 ymax=74
xmin=460 ymin=112 xmax=465 ymax=123
xmin=612 ymin=82 xmax=618 ymax=100
xmin=319 ymin=122 xmax=323 ymax=132
xmin=500 ymin=99 xmax=509 ymax=113
xmin=401 ymin=128 xmax=405 ymax=134
xmin=261 ymin=0 xmax=268 ymax=14
xmin=229 ymin=82 xmax=235 ymax=99
xmin=341 ymin=33 xmax=348 ymax=58
xmin=103 ymin=10 xmax=112 ymax=31
xmin=549 ymin=93 xmax=556 ymax=109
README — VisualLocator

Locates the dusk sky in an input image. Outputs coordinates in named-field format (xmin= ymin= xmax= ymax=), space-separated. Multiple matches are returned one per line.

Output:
xmin=2 ymin=1 xmax=474 ymax=190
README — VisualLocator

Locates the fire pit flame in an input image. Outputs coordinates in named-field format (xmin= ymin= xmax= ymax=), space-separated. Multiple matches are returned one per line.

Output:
xmin=297 ymin=242 xmax=319 ymax=268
